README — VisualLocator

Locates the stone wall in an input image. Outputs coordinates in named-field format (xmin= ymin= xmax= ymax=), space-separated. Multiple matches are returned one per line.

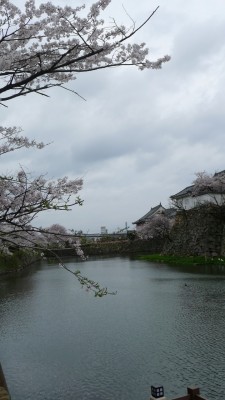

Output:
xmin=45 ymin=206 xmax=225 ymax=258
xmin=163 ymin=205 xmax=225 ymax=257
xmin=46 ymin=238 xmax=165 ymax=258
xmin=82 ymin=238 xmax=165 ymax=256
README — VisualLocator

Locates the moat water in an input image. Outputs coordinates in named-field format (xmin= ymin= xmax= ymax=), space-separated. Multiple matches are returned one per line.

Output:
xmin=0 ymin=256 xmax=225 ymax=400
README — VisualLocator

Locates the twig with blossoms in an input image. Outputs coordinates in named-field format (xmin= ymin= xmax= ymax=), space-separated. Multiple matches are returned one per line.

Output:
xmin=45 ymin=244 xmax=117 ymax=297
xmin=0 ymin=227 xmax=116 ymax=297
xmin=0 ymin=126 xmax=46 ymax=155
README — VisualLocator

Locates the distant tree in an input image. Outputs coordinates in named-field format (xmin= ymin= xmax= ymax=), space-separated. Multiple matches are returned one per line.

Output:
xmin=192 ymin=171 xmax=225 ymax=197
xmin=137 ymin=214 xmax=173 ymax=240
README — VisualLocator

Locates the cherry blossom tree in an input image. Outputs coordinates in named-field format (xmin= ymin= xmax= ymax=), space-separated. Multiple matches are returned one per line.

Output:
xmin=137 ymin=214 xmax=173 ymax=240
xmin=0 ymin=0 xmax=170 ymax=295
xmin=0 ymin=170 xmax=83 ymax=235
xmin=0 ymin=125 xmax=98 ymax=290
xmin=192 ymin=171 xmax=225 ymax=196
xmin=0 ymin=127 xmax=83 ymax=242
xmin=191 ymin=170 xmax=225 ymax=207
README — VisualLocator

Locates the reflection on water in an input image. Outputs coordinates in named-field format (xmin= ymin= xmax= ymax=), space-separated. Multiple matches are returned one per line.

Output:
xmin=0 ymin=257 xmax=225 ymax=400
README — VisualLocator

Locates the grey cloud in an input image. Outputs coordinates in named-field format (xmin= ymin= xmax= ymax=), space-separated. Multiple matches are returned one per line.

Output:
xmin=170 ymin=19 xmax=225 ymax=74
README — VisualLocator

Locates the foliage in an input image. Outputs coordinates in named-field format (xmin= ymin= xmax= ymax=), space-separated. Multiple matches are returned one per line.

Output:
xmin=72 ymin=269 xmax=116 ymax=297
xmin=0 ymin=248 xmax=34 ymax=271
xmin=127 ymin=230 xmax=137 ymax=240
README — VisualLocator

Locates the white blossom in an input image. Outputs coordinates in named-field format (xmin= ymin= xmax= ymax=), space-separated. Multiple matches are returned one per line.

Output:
xmin=137 ymin=214 xmax=174 ymax=240
xmin=192 ymin=171 xmax=225 ymax=196
xmin=0 ymin=0 xmax=170 ymax=103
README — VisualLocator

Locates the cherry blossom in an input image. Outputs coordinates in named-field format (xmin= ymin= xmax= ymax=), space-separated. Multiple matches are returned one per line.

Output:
xmin=0 ymin=126 xmax=45 ymax=156
xmin=0 ymin=0 xmax=170 ymax=104
xmin=192 ymin=171 xmax=225 ymax=196
xmin=137 ymin=214 xmax=173 ymax=240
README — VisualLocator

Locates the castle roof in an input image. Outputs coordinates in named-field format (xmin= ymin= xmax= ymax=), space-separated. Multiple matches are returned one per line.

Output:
xmin=132 ymin=204 xmax=164 ymax=225
xmin=170 ymin=185 xmax=194 ymax=199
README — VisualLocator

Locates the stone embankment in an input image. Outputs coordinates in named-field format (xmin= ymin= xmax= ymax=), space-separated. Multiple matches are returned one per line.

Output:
xmin=45 ymin=238 xmax=165 ymax=258
xmin=163 ymin=205 xmax=225 ymax=257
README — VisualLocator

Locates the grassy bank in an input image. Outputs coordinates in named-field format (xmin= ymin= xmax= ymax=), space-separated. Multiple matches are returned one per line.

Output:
xmin=138 ymin=254 xmax=225 ymax=266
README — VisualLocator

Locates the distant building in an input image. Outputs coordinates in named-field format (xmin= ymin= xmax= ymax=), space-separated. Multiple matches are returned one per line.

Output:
xmin=170 ymin=169 xmax=225 ymax=210
xmin=132 ymin=203 xmax=176 ymax=232
xmin=101 ymin=226 xmax=108 ymax=235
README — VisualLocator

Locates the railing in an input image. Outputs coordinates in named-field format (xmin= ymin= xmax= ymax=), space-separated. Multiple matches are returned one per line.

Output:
xmin=0 ymin=366 xmax=210 ymax=400
xmin=150 ymin=386 xmax=208 ymax=400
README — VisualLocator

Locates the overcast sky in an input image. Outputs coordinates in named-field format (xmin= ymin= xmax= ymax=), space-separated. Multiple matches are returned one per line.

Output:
xmin=2 ymin=0 xmax=225 ymax=233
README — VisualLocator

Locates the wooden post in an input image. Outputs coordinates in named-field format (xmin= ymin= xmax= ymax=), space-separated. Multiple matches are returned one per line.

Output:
xmin=152 ymin=385 xmax=209 ymax=400
xmin=187 ymin=387 xmax=208 ymax=400
xmin=187 ymin=387 xmax=200 ymax=399
xmin=168 ymin=386 xmax=208 ymax=400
